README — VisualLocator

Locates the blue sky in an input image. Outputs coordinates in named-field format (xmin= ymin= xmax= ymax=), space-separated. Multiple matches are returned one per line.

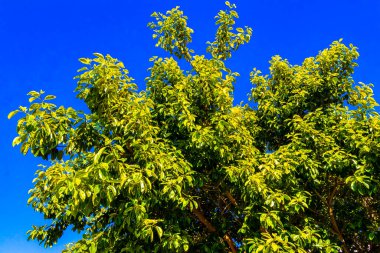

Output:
xmin=1 ymin=0 xmax=379 ymax=252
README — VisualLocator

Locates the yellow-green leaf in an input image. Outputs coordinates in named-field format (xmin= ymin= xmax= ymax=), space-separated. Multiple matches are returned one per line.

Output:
xmin=94 ymin=147 xmax=106 ymax=164
xmin=8 ymin=110 xmax=19 ymax=119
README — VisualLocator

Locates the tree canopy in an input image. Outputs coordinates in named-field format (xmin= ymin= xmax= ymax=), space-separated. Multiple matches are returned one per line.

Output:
xmin=9 ymin=2 xmax=380 ymax=252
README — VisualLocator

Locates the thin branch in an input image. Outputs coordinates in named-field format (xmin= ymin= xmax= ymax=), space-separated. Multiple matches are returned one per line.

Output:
xmin=225 ymin=191 xmax=237 ymax=206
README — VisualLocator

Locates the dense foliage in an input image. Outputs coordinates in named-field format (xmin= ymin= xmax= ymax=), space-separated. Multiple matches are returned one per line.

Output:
xmin=9 ymin=2 xmax=380 ymax=252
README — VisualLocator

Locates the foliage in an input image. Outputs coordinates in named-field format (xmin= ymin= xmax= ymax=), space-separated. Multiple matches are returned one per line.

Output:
xmin=9 ymin=2 xmax=380 ymax=252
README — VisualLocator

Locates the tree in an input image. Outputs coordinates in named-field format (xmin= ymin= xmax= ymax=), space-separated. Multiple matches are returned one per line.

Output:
xmin=9 ymin=2 xmax=380 ymax=252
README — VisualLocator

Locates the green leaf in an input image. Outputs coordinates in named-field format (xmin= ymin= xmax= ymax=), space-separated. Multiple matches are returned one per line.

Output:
xmin=12 ymin=136 xmax=22 ymax=147
xmin=236 ymin=27 xmax=244 ymax=33
xmin=27 ymin=196 xmax=34 ymax=205
xmin=94 ymin=147 xmax=106 ymax=164
xmin=19 ymin=106 xmax=27 ymax=112
xmin=271 ymin=243 xmax=279 ymax=251
xmin=98 ymin=169 xmax=105 ymax=181
xmin=44 ymin=95 xmax=56 ymax=101
xmin=27 ymin=90 xmax=40 ymax=97
xmin=108 ymin=185 xmax=117 ymax=197
xmin=351 ymin=181 xmax=357 ymax=192
xmin=8 ymin=110 xmax=19 ymax=119
xmin=79 ymin=190 xmax=86 ymax=201
xmin=89 ymin=242 xmax=97 ymax=253
xmin=79 ymin=58 xmax=91 ymax=64
xmin=93 ymin=53 xmax=104 ymax=58
xmin=155 ymin=226 xmax=163 ymax=239
xmin=29 ymin=96 xmax=38 ymax=103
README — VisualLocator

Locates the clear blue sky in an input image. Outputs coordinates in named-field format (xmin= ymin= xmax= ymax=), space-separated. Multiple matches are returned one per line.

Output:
xmin=1 ymin=0 xmax=379 ymax=252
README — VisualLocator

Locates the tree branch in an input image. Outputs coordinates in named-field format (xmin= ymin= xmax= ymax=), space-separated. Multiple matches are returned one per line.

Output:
xmin=223 ymin=234 xmax=237 ymax=253
xmin=225 ymin=191 xmax=237 ymax=206
xmin=327 ymin=178 xmax=349 ymax=253
xmin=192 ymin=208 xmax=216 ymax=233
xmin=192 ymin=207 xmax=237 ymax=253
